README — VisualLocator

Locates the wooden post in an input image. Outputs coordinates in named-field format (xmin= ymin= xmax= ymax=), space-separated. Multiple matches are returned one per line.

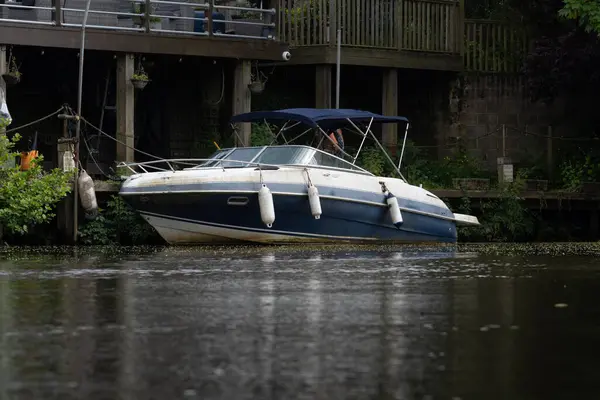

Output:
xmin=116 ymin=54 xmax=135 ymax=162
xmin=382 ymin=68 xmax=398 ymax=155
xmin=56 ymin=119 xmax=75 ymax=243
xmin=207 ymin=0 xmax=214 ymax=36
xmin=458 ymin=0 xmax=465 ymax=56
xmin=396 ymin=0 xmax=403 ymax=49
xmin=52 ymin=0 xmax=63 ymax=26
xmin=315 ymin=65 xmax=332 ymax=109
xmin=144 ymin=0 xmax=151 ymax=33
xmin=546 ymin=125 xmax=553 ymax=182
xmin=328 ymin=0 xmax=336 ymax=48
xmin=232 ymin=60 xmax=251 ymax=147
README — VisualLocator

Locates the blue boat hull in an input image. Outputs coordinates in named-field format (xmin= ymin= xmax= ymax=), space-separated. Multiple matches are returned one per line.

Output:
xmin=121 ymin=191 xmax=458 ymax=245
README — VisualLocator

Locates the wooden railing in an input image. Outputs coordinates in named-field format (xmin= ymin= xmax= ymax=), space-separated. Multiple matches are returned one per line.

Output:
xmin=400 ymin=0 xmax=462 ymax=53
xmin=464 ymin=19 xmax=529 ymax=73
xmin=0 ymin=0 xmax=277 ymax=41
xmin=277 ymin=0 xmax=464 ymax=54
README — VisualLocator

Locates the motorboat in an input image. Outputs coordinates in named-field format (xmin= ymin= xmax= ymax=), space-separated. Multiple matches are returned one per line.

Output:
xmin=117 ymin=108 xmax=479 ymax=245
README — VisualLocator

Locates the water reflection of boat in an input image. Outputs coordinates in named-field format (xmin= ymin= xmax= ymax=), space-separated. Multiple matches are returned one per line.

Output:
xmin=118 ymin=108 xmax=479 ymax=245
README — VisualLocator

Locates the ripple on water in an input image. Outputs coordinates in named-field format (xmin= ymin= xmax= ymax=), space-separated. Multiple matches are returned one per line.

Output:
xmin=1 ymin=244 xmax=598 ymax=399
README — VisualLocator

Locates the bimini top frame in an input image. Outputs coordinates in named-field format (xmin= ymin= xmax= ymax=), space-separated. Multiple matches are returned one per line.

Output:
xmin=230 ymin=108 xmax=411 ymax=182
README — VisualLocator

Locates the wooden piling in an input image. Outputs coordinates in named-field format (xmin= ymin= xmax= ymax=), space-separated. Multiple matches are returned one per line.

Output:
xmin=116 ymin=54 xmax=135 ymax=163
xmin=232 ymin=60 xmax=252 ymax=147
xmin=315 ymin=65 xmax=332 ymax=109
xmin=382 ymin=68 xmax=398 ymax=155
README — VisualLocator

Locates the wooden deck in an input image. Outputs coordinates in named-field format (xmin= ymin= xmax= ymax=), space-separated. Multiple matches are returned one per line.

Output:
xmin=0 ymin=0 xmax=528 ymax=71
xmin=278 ymin=0 xmax=464 ymax=70
xmin=0 ymin=0 xmax=288 ymax=60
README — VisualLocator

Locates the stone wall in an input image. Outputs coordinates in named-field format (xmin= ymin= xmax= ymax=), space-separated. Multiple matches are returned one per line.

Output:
xmin=451 ymin=74 xmax=566 ymax=170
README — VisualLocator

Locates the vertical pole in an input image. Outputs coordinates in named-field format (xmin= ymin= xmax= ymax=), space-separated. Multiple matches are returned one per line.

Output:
xmin=502 ymin=123 xmax=506 ymax=158
xmin=335 ymin=28 xmax=341 ymax=109
xmin=546 ymin=125 xmax=553 ymax=182
xmin=73 ymin=0 xmax=92 ymax=244
xmin=397 ymin=124 xmax=409 ymax=171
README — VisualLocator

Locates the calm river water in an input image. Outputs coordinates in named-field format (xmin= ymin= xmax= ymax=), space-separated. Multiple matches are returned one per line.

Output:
xmin=1 ymin=244 xmax=599 ymax=400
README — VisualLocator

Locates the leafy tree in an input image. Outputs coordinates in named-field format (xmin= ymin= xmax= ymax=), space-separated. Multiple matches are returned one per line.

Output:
xmin=0 ymin=118 xmax=72 ymax=237
xmin=483 ymin=0 xmax=600 ymax=135
xmin=560 ymin=0 xmax=600 ymax=34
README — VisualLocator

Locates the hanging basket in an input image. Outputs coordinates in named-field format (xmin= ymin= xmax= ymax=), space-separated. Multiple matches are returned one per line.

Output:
xmin=248 ymin=81 xmax=265 ymax=94
xmin=2 ymin=72 xmax=20 ymax=86
xmin=131 ymin=78 xmax=149 ymax=90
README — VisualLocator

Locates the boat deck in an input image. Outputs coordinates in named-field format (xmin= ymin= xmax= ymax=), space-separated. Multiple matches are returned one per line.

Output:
xmin=94 ymin=180 xmax=600 ymax=211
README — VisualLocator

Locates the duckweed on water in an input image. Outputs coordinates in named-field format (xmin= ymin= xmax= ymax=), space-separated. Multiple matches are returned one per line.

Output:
xmin=1 ymin=242 xmax=600 ymax=260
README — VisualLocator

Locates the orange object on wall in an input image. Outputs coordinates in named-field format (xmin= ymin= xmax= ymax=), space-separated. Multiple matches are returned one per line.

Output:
xmin=20 ymin=150 xmax=39 ymax=171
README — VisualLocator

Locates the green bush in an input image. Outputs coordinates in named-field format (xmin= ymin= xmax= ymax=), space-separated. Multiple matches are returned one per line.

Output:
xmin=0 ymin=119 xmax=72 ymax=238
xmin=78 ymin=195 xmax=161 ymax=245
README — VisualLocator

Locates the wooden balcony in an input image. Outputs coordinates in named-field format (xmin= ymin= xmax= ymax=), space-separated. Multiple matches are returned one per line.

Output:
xmin=277 ymin=0 xmax=465 ymax=71
xmin=0 ymin=0 xmax=288 ymax=60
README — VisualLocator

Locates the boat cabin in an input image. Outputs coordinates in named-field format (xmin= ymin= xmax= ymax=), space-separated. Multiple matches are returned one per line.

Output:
xmin=194 ymin=145 xmax=371 ymax=174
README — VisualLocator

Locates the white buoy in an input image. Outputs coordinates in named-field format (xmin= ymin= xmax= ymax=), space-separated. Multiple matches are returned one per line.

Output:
xmin=386 ymin=193 xmax=403 ymax=229
xmin=78 ymin=169 xmax=98 ymax=218
xmin=307 ymin=184 xmax=322 ymax=219
xmin=258 ymin=184 xmax=275 ymax=228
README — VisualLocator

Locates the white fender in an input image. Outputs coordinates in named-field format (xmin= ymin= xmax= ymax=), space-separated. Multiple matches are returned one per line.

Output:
xmin=78 ymin=169 xmax=98 ymax=214
xmin=307 ymin=184 xmax=322 ymax=219
xmin=258 ymin=184 xmax=275 ymax=228
xmin=386 ymin=193 xmax=403 ymax=229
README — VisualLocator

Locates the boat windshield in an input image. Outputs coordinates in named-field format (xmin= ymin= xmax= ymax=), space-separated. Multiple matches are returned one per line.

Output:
xmin=196 ymin=145 xmax=369 ymax=173
xmin=200 ymin=149 xmax=231 ymax=167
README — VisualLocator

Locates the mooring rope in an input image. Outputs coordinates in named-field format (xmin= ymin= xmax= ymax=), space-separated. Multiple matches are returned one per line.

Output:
xmin=5 ymin=107 xmax=64 ymax=133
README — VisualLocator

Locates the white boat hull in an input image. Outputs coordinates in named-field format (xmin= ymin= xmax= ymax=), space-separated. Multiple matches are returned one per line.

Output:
xmin=120 ymin=166 xmax=475 ymax=245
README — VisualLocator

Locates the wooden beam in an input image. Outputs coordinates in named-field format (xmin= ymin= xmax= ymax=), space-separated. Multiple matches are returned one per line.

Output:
xmin=233 ymin=60 xmax=252 ymax=147
xmin=116 ymin=54 xmax=135 ymax=162
xmin=315 ymin=65 xmax=332 ymax=108
xmin=382 ymin=68 xmax=398 ymax=155
xmin=284 ymin=46 xmax=463 ymax=71
xmin=0 ymin=23 xmax=289 ymax=61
